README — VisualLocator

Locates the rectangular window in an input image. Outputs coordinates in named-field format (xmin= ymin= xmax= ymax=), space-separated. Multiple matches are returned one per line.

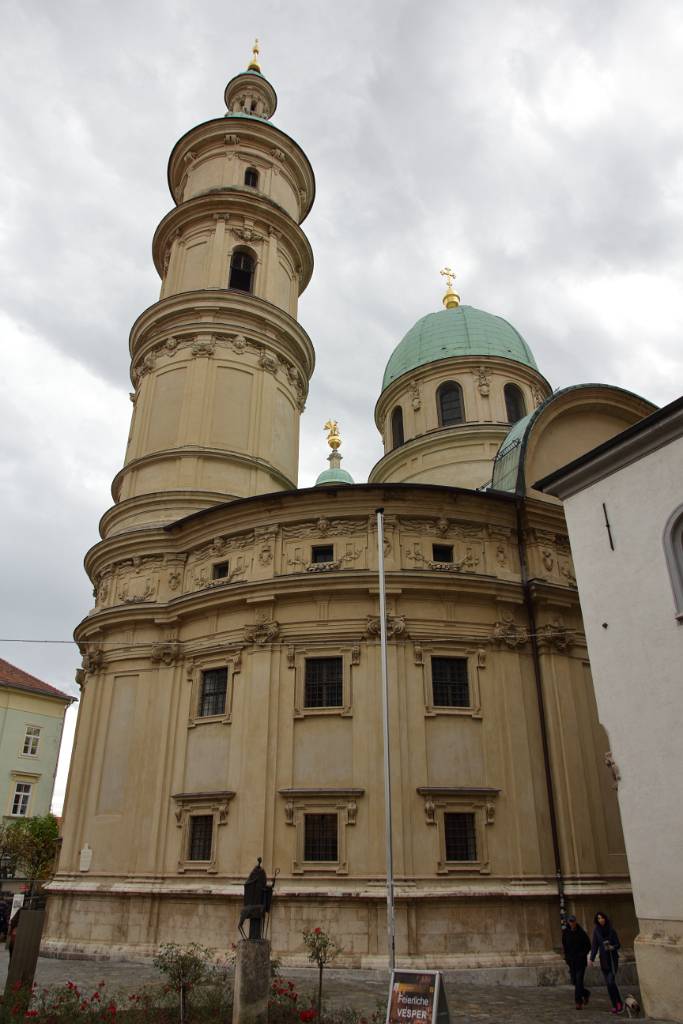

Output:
xmin=22 ymin=726 xmax=41 ymax=756
xmin=212 ymin=561 xmax=230 ymax=580
xmin=188 ymin=815 xmax=213 ymax=861
xmin=432 ymin=544 xmax=453 ymax=563
xmin=444 ymin=812 xmax=477 ymax=861
xmin=11 ymin=783 xmax=32 ymax=817
xmin=304 ymin=813 xmax=338 ymax=861
xmin=432 ymin=656 xmax=469 ymax=707
xmin=198 ymin=668 xmax=228 ymax=717
xmin=304 ymin=657 xmax=343 ymax=708
xmin=311 ymin=544 xmax=334 ymax=564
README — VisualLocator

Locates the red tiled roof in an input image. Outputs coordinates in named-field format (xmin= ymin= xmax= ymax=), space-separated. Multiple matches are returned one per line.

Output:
xmin=0 ymin=658 xmax=74 ymax=703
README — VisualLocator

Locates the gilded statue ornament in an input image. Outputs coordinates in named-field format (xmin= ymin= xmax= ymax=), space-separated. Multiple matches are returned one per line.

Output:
xmin=324 ymin=420 xmax=341 ymax=450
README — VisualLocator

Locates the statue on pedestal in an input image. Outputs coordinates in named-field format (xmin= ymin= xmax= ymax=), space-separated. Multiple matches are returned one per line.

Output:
xmin=237 ymin=857 xmax=277 ymax=940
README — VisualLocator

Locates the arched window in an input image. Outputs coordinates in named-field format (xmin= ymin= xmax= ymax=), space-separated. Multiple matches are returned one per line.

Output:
xmin=391 ymin=406 xmax=405 ymax=448
xmin=504 ymin=384 xmax=526 ymax=424
xmin=244 ymin=167 xmax=259 ymax=188
xmin=229 ymin=250 xmax=255 ymax=292
xmin=437 ymin=382 xmax=464 ymax=427
xmin=663 ymin=504 xmax=683 ymax=617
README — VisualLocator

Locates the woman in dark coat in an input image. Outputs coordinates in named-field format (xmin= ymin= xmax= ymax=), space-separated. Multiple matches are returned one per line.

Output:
xmin=589 ymin=910 xmax=623 ymax=1013
xmin=563 ymin=914 xmax=592 ymax=1008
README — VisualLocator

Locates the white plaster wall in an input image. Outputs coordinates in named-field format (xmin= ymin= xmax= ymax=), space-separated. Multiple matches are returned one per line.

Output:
xmin=561 ymin=435 xmax=683 ymax=924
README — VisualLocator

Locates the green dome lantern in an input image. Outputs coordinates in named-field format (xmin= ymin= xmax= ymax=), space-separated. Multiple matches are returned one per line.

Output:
xmin=314 ymin=419 xmax=354 ymax=487
xmin=382 ymin=304 xmax=538 ymax=392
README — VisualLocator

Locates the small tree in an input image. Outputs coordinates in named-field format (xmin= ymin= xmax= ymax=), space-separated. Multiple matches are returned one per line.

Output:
xmin=5 ymin=814 xmax=60 ymax=888
xmin=302 ymin=926 xmax=339 ymax=1017
xmin=153 ymin=942 xmax=214 ymax=1023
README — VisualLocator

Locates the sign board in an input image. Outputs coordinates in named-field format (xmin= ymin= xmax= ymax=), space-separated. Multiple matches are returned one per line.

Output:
xmin=10 ymin=893 xmax=24 ymax=920
xmin=386 ymin=970 xmax=450 ymax=1024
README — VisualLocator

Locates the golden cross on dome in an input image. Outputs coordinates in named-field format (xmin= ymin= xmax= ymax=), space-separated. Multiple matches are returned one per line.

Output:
xmin=248 ymin=38 xmax=261 ymax=72
xmin=324 ymin=420 xmax=341 ymax=450
xmin=440 ymin=266 xmax=461 ymax=309
xmin=440 ymin=266 xmax=456 ymax=290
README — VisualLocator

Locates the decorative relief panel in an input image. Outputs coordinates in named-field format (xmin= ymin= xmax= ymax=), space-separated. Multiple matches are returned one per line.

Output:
xmin=244 ymin=618 xmax=280 ymax=646
xmin=185 ymin=532 xmax=254 ymax=592
xmin=491 ymin=615 xmax=528 ymax=649
xmin=365 ymin=615 xmax=407 ymax=639
xmin=114 ymin=556 xmax=163 ymax=604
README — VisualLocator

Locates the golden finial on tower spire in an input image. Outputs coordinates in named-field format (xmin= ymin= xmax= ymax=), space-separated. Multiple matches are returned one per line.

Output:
xmin=247 ymin=38 xmax=261 ymax=72
xmin=323 ymin=420 xmax=341 ymax=451
xmin=440 ymin=266 xmax=461 ymax=309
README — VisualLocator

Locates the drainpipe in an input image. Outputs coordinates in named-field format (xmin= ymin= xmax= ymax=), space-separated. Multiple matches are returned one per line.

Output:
xmin=515 ymin=498 xmax=566 ymax=928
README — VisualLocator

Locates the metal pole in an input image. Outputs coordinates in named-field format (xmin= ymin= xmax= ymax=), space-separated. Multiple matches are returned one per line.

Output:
xmin=376 ymin=508 xmax=396 ymax=972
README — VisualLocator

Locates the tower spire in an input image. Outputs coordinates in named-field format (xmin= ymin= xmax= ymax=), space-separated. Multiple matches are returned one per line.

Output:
xmin=248 ymin=38 xmax=261 ymax=72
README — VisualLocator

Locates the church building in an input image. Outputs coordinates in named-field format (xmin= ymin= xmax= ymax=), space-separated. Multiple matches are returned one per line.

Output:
xmin=46 ymin=47 xmax=655 ymax=971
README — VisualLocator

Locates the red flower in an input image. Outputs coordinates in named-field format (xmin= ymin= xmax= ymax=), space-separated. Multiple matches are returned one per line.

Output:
xmin=314 ymin=927 xmax=321 ymax=934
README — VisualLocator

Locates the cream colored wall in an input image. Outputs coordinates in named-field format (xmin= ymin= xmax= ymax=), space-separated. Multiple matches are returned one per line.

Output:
xmin=50 ymin=486 xmax=633 ymax=960
xmin=0 ymin=688 xmax=69 ymax=821
xmin=370 ymin=356 xmax=551 ymax=488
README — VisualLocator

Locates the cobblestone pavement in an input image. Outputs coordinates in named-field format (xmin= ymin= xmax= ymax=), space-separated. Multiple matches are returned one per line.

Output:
xmin=0 ymin=951 xmax=665 ymax=1022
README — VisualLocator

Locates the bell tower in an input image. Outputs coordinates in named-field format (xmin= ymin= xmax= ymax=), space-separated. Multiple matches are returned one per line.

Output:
xmin=104 ymin=44 xmax=316 ymax=537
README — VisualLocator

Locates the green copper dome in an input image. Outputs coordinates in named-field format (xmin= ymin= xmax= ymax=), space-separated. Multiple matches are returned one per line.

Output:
xmin=382 ymin=305 xmax=538 ymax=392
xmin=315 ymin=467 xmax=354 ymax=486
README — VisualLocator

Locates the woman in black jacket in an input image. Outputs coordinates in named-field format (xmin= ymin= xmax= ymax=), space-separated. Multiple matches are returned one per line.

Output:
xmin=589 ymin=911 xmax=623 ymax=1013
xmin=563 ymin=915 xmax=592 ymax=1008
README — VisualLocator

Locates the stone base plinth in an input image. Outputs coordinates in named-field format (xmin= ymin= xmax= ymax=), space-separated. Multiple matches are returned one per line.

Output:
xmin=635 ymin=919 xmax=683 ymax=1023
xmin=232 ymin=939 xmax=270 ymax=1024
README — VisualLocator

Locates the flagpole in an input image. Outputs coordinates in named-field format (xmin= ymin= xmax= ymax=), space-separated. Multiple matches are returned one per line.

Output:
xmin=376 ymin=507 xmax=396 ymax=972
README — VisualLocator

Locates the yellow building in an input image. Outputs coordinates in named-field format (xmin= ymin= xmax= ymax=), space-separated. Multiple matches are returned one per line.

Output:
xmin=46 ymin=51 xmax=655 ymax=973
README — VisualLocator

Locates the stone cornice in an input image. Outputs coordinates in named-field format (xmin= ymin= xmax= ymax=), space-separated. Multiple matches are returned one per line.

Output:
xmin=128 ymin=289 xmax=315 ymax=379
xmin=369 ymin=423 xmax=511 ymax=483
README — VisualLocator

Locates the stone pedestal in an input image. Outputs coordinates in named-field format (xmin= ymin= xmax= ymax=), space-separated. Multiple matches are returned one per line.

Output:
xmin=635 ymin=919 xmax=683 ymax=1023
xmin=232 ymin=939 xmax=270 ymax=1024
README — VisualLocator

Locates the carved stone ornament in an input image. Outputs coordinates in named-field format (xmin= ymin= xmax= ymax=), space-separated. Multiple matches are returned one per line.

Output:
xmin=151 ymin=641 xmax=183 ymax=665
xmin=258 ymin=347 xmax=279 ymax=374
xmin=491 ymin=618 xmax=528 ymax=648
xmin=409 ymin=378 xmax=421 ymax=410
xmin=287 ymin=645 xmax=295 ymax=669
xmin=413 ymin=642 xmax=424 ymax=666
xmin=244 ymin=619 xmax=280 ymax=646
xmin=168 ymin=569 xmax=182 ymax=591
xmin=538 ymin=622 xmax=574 ymax=652
xmin=351 ymin=644 xmax=361 ymax=666
xmin=271 ymin=147 xmax=286 ymax=162
xmin=531 ymin=383 xmax=544 ymax=407
xmin=424 ymin=796 xmax=436 ymax=825
xmin=231 ymin=333 xmax=247 ymax=353
xmin=604 ymin=751 xmax=621 ymax=789
xmin=81 ymin=647 xmax=106 ymax=673
xmin=366 ymin=615 xmax=407 ymax=639
xmin=75 ymin=668 xmax=86 ymax=689
xmin=191 ymin=336 xmax=215 ymax=358
xmin=473 ymin=366 xmax=490 ymax=396
xmin=224 ymin=133 xmax=240 ymax=146
xmin=233 ymin=227 xmax=264 ymax=243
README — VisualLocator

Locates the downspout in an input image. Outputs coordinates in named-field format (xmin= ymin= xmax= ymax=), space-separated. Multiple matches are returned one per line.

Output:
xmin=515 ymin=497 xmax=566 ymax=926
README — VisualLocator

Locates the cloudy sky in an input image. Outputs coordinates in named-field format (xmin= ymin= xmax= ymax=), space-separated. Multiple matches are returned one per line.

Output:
xmin=1 ymin=0 xmax=682 ymax=811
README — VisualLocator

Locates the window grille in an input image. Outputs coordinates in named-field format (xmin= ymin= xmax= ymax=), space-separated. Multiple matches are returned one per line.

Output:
xmin=304 ymin=657 xmax=343 ymax=708
xmin=212 ymin=561 xmax=230 ymax=580
xmin=432 ymin=544 xmax=453 ymax=563
xmin=188 ymin=815 xmax=213 ymax=861
xmin=11 ymin=783 xmax=31 ymax=817
xmin=391 ymin=406 xmax=404 ymax=448
xmin=431 ymin=656 xmax=469 ymax=707
xmin=198 ymin=668 xmax=228 ymax=717
xmin=22 ymin=726 xmax=41 ymax=756
xmin=311 ymin=545 xmax=334 ymax=564
xmin=444 ymin=812 xmax=477 ymax=861
xmin=437 ymin=382 xmax=464 ymax=426
xmin=244 ymin=167 xmax=259 ymax=188
xmin=304 ymin=813 xmax=338 ymax=861
xmin=504 ymin=384 xmax=526 ymax=424
xmin=229 ymin=250 xmax=255 ymax=292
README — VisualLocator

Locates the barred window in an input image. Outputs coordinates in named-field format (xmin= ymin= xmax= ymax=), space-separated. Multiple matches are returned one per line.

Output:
xmin=431 ymin=656 xmax=469 ymax=707
xmin=444 ymin=812 xmax=477 ymax=861
xmin=229 ymin=250 xmax=254 ymax=292
xmin=188 ymin=815 xmax=213 ymax=861
xmin=244 ymin=167 xmax=259 ymax=188
xmin=432 ymin=544 xmax=453 ymax=563
xmin=304 ymin=813 xmax=338 ymax=861
xmin=198 ymin=668 xmax=228 ymax=717
xmin=304 ymin=657 xmax=343 ymax=708
xmin=311 ymin=545 xmax=334 ymax=564
xmin=23 ymin=726 xmax=41 ymax=756
xmin=212 ymin=561 xmax=230 ymax=580
xmin=437 ymin=381 xmax=464 ymax=426
xmin=11 ymin=783 xmax=32 ymax=817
